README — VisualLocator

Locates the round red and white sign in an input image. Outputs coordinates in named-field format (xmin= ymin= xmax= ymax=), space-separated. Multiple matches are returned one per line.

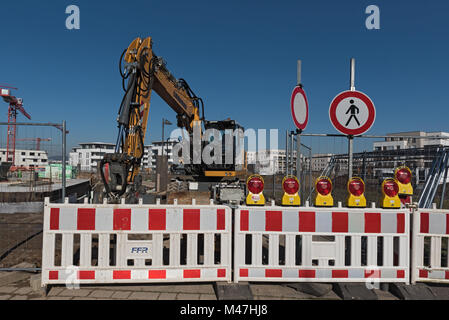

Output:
xmin=329 ymin=90 xmax=375 ymax=136
xmin=290 ymin=86 xmax=309 ymax=131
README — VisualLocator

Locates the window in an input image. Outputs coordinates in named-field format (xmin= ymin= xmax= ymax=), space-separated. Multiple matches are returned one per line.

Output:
xmin=30 ymin=152 xmax=35 ymax=156
xmin=21 ymin=152 xmax=25 ymax=156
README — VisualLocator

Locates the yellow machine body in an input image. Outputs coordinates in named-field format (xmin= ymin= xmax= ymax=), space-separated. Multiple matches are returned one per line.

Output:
xmin=314 ymin=176 xmax=334 ymax=207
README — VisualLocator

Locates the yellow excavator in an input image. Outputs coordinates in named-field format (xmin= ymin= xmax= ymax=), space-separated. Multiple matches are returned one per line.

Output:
xmin=100 ymin=36 xmax=245 ymax=201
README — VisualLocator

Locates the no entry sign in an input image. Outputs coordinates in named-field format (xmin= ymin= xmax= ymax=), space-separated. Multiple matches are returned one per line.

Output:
xmin=290 ymin=86 xmax=309 ymax=131
xmin=329 ymin=90 xmax=375 ymax=136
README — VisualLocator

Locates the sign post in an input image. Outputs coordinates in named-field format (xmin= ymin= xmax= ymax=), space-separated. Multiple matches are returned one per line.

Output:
xmin=329 ymin=58 xmax=376 ymax=179
xmin=290 ymin=59 xmax=309 ymax=201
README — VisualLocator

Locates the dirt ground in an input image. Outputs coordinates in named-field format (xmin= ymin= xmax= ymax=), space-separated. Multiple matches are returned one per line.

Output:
xmin=0 ymin=212 xmax=43 ymax=268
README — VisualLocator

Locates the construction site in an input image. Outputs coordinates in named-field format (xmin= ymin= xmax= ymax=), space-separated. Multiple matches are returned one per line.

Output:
xmin=1 ymin=1 xmax=449 ymax=309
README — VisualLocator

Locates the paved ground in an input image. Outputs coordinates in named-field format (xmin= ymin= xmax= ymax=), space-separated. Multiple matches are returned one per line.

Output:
xmin=0 ymin=270 xmax=405 ymax=300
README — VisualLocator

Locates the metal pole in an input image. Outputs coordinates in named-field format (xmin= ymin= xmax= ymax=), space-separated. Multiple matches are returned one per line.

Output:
xmin=285 ymin=130 xmax=289 ymax=175
xmin=350 ymin=58 xmax=355 ymax=92
xmin=162 ymin=118 xmax=165 ymax=158
xmin=62 ymin=120 xmax=66 ymax=202
xmin=297 ymin=60 xmax=302 ymax=86
xmin=290 ymin=132 xmax=294 ymax=176
xmin=348 ymin=58 xmax=355 ymax=179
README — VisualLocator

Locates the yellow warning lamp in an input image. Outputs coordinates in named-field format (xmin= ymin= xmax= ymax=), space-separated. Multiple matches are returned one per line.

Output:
xmin=395 ymin=166 xmax=413 ymax=196
xmin=381 ymin=178 xmax=401 ymax=208
xmin=246 ymin=174 xmax=265 ymax=206
xmin=281 ymin=175 xmax=301 ymax=206
xmin=315 ymin=176 xmax=334 ymax=207
xmin=347 ymin=177 xmax=366 ymax=208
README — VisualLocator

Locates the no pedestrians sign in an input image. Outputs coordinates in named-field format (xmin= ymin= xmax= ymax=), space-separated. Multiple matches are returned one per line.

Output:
xmin=329 ymin=90 xmax=375 ymax=136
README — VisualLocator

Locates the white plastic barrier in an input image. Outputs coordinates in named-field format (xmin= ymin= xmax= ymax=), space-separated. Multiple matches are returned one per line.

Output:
xmin=234 ymin=203 xmax=409 ymax=283
xmin=411 ymin=207 xmax=449 ymax=284
xmin=41 ymin=198 xmax=232 ymax=286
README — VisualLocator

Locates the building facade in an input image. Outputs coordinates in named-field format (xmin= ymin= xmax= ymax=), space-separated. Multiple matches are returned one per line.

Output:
xmin=69 ymin=142 xmax=115 ymax=172
xmin=0 ymin=148 xmax=48 ymax=167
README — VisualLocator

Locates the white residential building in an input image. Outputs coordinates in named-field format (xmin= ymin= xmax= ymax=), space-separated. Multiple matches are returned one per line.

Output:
xmin=247 ymin=149 xmax=299 ymax=175
xmin=69 ymin=142 xmax=115 ymax=172
xmin=0 ymin=148 xmax=48 ymax=167
xmin=145 ymin=139 xmax=178 ymax=170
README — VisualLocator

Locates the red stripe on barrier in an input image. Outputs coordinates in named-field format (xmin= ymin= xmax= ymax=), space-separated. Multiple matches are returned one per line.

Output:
xmin=184 ymin=269 xmax=201 ymax=278
xmin=49 ymin=271 xmax=58 ymax=280
xmin=217 ymin=269 xmax=226 ymax=278
xmin=113 ymin=270 xmax=131 ymax=280
xmin=77 ymin=208 xmax=96 ymax=230
xmin=148 ymin=209 xmax=166 ymax=230
xmin=420 ymin=213 xmax=429 ymax=233
xmin=217 ymin=209 xmax=226 ymax=230
xmin=397 ymin=270 xmax=405 ymax=278
xmin=50 ymin=208 xmax=60 ymax=230
xmin=298 ymin=270 xmax=316 ymax=278
xmin=265 ymin=269 xmax=282 ymax=278
xmin=419 ymin=270 xmax=428 ymax=278
xmin=240 ymin=269 xmax=249 ymax=277
xmin=397 ymin=213 xmax=405 ymax=233
xmin=148 ymin=270 xmax=166 ymax=279
xmin=445 ymin=271 xmax=449 ymax=280
xmin=365 ymin=270 xmax=381 ymax=278
xmin=332 ymin=212 xmax=348 ymax=232
xmin=183 ymin=209 xmax=200 ymax=230
xmin=299 ymin=212 xmax=315 ymax=232
xmin=266 ymin=211 xmax=282 ymax=232
xmin=113 ymin=209 xmax=131 ymax=231
xmin=241 ymin=210 xmax=249 ymax=231
xmin=365 ymin=213 xmax=381 ymax=233
xmin=332 ymin=270 xmax=348 ymax=278
xmin=78 ymin=270 xmax=95 ymax=280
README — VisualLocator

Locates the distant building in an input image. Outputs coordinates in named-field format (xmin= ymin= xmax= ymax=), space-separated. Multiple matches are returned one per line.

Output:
xmin=311 ymin=153 xmax=334 ymax=172
xmin=373 ymin=131 xmax=449 ymax=151
xmin=145 ymin=139 xmax=178 ymax=170
xmin=247 ymin=149 xmax=299 ymax=175
xmin=69 ymin=142 xmax=115 ymax=172
xmin=0 ymin=148 xmax=48 ymax=167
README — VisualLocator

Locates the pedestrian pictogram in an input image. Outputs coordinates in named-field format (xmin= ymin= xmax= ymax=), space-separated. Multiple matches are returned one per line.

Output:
xmin=329 ymin=90 xmax=376 ymax=136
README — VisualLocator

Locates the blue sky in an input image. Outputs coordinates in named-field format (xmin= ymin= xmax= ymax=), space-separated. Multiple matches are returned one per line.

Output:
xmin=1 ymin=0 xmax=448 ymax=154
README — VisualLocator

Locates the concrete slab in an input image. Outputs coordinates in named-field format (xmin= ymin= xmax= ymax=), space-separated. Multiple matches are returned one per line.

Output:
xmin=0 ymin=286 xmax=18 ymax=294
xmin=286 ymin=283 xmax=333 ymax=297
xmin=389 ymin=283 xmax=436 ymax=300
xmin=88 ymin=290 xmax=114 ymax=299
xmin=58 ymin=289 xmax=92 ymax=297
xmin=177 ymin=293 xmax=201 ymax=300
xmin=0 ymin=272 xmax=31 ymax=286
xmin=9 ymin=295 xmax=28 ymax=300
xmin=0 ymin=295 xmax=11 ymax=300
xmin=214 ymin=282 xmax=253 ymax=300
xmin=128 ymin=292 xmax=160 ymax=300
xmin=111 ymin=291 xmax=132 ymax=299
xmin=158 ymin=293 xmax=177 ymax=300
xmin=333 ymin=283 xmax=378 ymax=300
xmin=199 ymin=294 xmax=217 ymax=300
xmin=251 ymin=284 xmax=313 ymax=299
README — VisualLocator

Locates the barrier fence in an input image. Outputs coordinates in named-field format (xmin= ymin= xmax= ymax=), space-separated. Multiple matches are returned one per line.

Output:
xmin=234 ymin=204 xmax=409 ymax=283
xmin=40 ymin=198 xmax=449 ymax=287
xmin=411 ymin=206 xmax=449 ymax=284
xmin=41 ymin=198 xmax=232 ymax=286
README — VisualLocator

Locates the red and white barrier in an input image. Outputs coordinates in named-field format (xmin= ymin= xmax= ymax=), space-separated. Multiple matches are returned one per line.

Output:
xmin=234 ymin=204 xmax=409 ymax=283
xmin=411 ymin=207 xmax=449 ymax=284
xmin=41 ymin=198 xmax=232 ymax=286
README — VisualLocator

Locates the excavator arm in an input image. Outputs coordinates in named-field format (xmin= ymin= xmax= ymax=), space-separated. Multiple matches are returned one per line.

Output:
xmin=100 ymin=36 xmax=203 ymax=200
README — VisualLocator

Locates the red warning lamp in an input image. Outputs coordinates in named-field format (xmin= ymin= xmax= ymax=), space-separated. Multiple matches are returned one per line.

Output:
xmin=247 ymin=176 xmax=264 ymax=194
xmin=395 ymin=167 xmax=411 ymax=185
xmin=283 ymin=177 xmax=299 ymax=195
xmin=316 ymin=178 xmax=332 ymax=196
xmin=348 ymin=178 xmax=365 ymax=196
xmin=383 ymin=179 xmax=399 ymax=198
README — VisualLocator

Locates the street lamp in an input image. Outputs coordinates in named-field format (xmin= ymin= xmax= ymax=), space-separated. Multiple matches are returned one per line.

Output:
xmin=161 ymin=118 xmax=172 ymax=157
